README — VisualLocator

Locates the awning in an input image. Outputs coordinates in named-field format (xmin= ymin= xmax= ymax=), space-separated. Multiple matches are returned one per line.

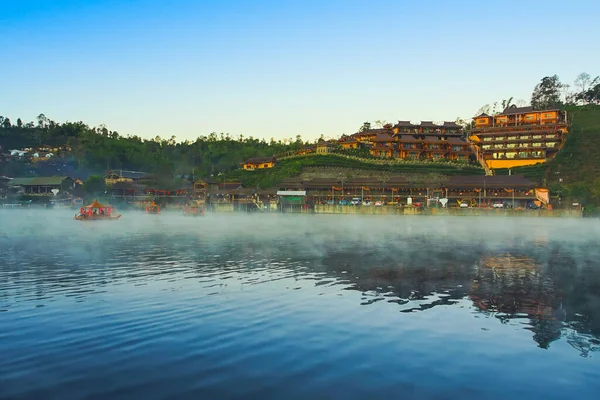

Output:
xmin=277 ymin=190 xmax=306 ymax=196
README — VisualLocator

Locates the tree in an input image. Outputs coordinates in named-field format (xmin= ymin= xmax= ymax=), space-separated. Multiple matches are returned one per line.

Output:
xmin=2 ymin=117 xmax=11 ymax=128
xmin=82 ymin=175 xmax=106 ymax=195
xmin=359 ymin=122 xmax=371 ymax=132
xmin=475 ymin=104 xmax=490 ymax=116
xmin=501 ymin=97 xmax=514 ymax=111
xmin=574 ymin=72 xmax=592 ymax=93
xmin=515 ymin=99 xmax=528 ymax=107
xmin=37 ymin=113 xmax=48 ymax=128
xmin=16 ymin=118 xmax=23 ymax=128
xmin=576 ymin=82 xmax=600 ymax=104
xmin=374 ymin=120 xmax=389 ymax=128
xmin=531 ymin=75 xmax=564 ymax=110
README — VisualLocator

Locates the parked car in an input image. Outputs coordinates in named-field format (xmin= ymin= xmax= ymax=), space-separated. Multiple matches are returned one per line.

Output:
xmin=374 ymin=201 xmax=383 ymax=207
xmin=493 ymin=201 xmax=504 ymax=208
xmin=460 ymin=201 xmax=469 ymax=208
xmin=363 ymin=200 xmax=372 ymax=206
xmin=350 ymin=198 xmax=362 ymax=206
xmin=339 ymin=199 xmax=348 ymax=205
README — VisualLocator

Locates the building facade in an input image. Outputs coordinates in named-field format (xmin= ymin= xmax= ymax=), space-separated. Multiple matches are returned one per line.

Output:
xmin=469 ymin=106 xmax=569 ymax=170
xmin=241 ymin=156 xmax=276 ymax=170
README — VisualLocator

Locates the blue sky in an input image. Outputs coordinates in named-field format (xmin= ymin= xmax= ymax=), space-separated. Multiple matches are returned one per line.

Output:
xmin=1 ymin=0 xmax=598 ymax=141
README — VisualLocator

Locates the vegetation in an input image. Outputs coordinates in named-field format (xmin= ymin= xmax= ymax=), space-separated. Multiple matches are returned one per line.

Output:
xmin=223 ymin=155 xmax=483 ymax=189
xmin=0 ymin=114 xmax=307 ymax=179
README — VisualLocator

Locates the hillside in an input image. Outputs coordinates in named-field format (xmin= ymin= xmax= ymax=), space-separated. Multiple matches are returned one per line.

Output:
xmin=223 ymin=154 xmax=483 ymax=189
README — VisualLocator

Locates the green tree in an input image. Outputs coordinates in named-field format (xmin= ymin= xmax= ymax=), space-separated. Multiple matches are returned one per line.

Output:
xmin=531 ymin=75 xmax=564 ymax=110
xmin=82 ymin=175 xmax=106 ymax=195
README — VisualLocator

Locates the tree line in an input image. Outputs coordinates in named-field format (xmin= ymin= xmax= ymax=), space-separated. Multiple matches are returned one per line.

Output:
xmin=475 ymin=72 xmax=600 ymax=118
xmin=0 ymin=114 xmax=314 ymax=179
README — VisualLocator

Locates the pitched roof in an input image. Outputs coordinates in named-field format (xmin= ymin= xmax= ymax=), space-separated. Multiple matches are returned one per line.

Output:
xmin=372 ymin=133 xmax=395 ymax=142
xmin=9 ymin=176 xmax=72 ymax=186
xmin=105 ymin=170 xmax=147 ymax=179
xmin=395 ymin=120 xmax=417 ymax=128
xmin=243 ymin=156 xmax=275 ymax=164
xmin=446 ymin=136 xmax=468 ymax=144
xmin=419 ymin=121 xmax=440 ymax=128
xmin=499 ymin=106 xmax=534 ymax=115
xmin=443 ymin=121 xmax=463 ymax=128
xmin=474 ymin=113 xmax=491 ymax=118
xmin=396 ymin=134 xmax=421 ymax=142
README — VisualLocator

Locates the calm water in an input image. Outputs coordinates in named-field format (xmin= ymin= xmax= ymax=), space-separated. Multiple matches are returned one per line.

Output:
xmin=1 ymin=211 xmax=600 ymax=399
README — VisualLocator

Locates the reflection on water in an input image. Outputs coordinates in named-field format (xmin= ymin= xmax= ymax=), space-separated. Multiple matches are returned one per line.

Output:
xmin=1 ymin=211 xmax=600 ymax=399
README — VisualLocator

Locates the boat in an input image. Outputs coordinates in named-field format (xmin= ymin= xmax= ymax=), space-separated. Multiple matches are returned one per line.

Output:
xmin=145 ymin=202 xmax=161 ymax=214
xmin=183 ymin=204 xmax=204 ymax=216
xmin=74 ymin=200 xmax=121 ymax=220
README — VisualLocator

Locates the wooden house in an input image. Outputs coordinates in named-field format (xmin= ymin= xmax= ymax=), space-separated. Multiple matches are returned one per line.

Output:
xmin=9 ymin=176 xmax=75 ymax=196
xmin=241 ymin=156 xmax=276 ymax=170
xmin=104 ymin=170 xmax=148 ymax=185
xmin=470 ymin=105 xmax=569 ymax=170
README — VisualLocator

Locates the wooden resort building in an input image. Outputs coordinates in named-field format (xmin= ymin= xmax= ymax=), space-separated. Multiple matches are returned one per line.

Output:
xmin=346 ymin=120 xmax=471 ymax=161
xmin=469 ymin=106 xmax=569 ymax=170
xmin=104 ymin=170 xmax=148 ymax=185
xmin=8 ymin=176 xmax=76 ymax=196
xmin=316 ymin=141 xmax=333 ymax=154
xmin=278 ymin=174 xmax=542 ymax=208
xmin=241 ymin=156 xmax=276 ymax=170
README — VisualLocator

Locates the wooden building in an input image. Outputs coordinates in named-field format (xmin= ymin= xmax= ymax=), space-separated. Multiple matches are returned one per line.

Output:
xmin=339 ymin=136 xmax=360 ymax=149
xmin=351 ymin=120 xmax=471 ymax=161
xmin=279 ymin=174 xmax=542 ymax=208
xmin=241 ymin=156 xmax=276 ymax=170
xmin=104 ymin=170 xmax=148 ymax=186
xmin=316 ymin=141 xmax=333 ymax=154
xmin=469 ymin=106 xmax=569 ymax=170
xmin=9 ymin=176 xmax=76 ymax=196
xmin=370 ymin=133 xmax=395 ymax=158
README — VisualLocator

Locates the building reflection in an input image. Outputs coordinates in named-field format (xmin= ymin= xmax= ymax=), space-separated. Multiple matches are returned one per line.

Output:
xmin=314 ymin=241 xmax=599 ymax=356
xmin=469 ymin=254 xmax=565 ymax=349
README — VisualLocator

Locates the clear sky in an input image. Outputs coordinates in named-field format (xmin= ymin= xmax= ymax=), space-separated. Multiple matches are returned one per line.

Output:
xmin=1 ymin=0 xmax=598 ymax=142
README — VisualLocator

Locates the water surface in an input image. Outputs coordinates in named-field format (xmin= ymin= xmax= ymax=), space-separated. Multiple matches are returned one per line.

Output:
xmin=1 ymin=211 xmax=599 ymax=399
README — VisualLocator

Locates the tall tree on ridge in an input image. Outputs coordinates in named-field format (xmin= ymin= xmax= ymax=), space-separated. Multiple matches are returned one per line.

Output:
xmin=531 ymin=75 xmax=564 ymax=110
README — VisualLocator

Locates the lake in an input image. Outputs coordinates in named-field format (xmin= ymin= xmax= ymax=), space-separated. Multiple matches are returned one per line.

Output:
xmin=1 ymin=210 xmax=599 ymax=399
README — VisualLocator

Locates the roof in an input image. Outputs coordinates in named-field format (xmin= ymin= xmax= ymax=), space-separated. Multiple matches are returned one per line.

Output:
xmin=9 ymin=176 xmax=72 ymax=186
xmin=243 ymin=156 xmax=275 ymax=164
xmin=423 ymin=135 xmax=444 ymax=144
xmin=447 ymin=175 xmax=535 ymax=189
xmin=443 ymin=121 xmax=463 ymax=128
xmin=419 ymin=121 xmax=439 ymax=128
xmin=396 ymin=134 xmax=421 ymax=142
xmin=446 ymin=137 xmax=468 ymax=144
xmin=499 ymin=106 xmax=534 ymax=115
xmin=395 ymin=120 xmax=417 ymax=128
xmin=277 ymin=190 xmax=306 ymax=196
xmin=85 ymin=200 xmax=109 ymax=209
xmin=372 ymin=133 xmax=395 ymax=142
xmin=474 ymin=113 xmax=491 ymax=118
xmin=105 ymin=170 xmax=147 ymax=179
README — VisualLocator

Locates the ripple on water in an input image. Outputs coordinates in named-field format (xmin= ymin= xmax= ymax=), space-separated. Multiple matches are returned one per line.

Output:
xmin=1 ymin=212 xmax=600 ymax=399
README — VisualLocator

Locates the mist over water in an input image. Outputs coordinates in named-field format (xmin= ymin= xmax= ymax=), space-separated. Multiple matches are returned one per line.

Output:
xmin=1 ymin=210 xmax=600 ymax=399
